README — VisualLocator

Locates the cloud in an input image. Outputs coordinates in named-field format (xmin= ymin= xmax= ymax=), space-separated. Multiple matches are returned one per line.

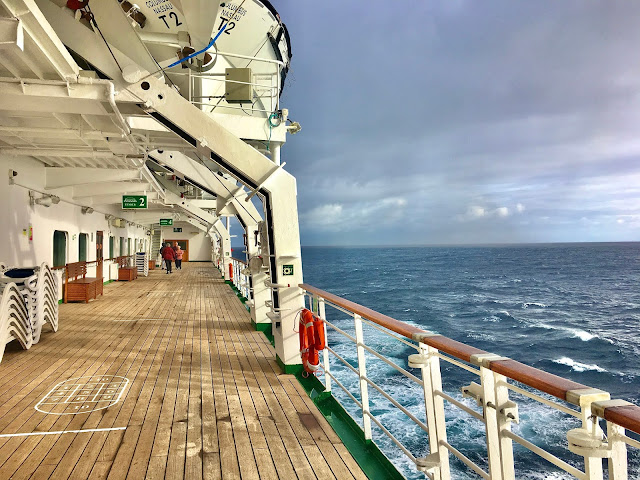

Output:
xmin=278 ymin=2 xmax=640 ymax=244
xmin=496 ymin=207 xmax=510 ymax=217
xmin=456 ymin=204 xmax=522 ymax=221
xmin=302 ymin=197 xmax=407 ymax=233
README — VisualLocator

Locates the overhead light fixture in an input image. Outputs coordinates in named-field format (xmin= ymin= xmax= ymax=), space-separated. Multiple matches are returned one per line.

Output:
xmin=29 ymin=191 xmax=60 ymax=208
xmin=81 ymin=206 xmax=94 ymax=215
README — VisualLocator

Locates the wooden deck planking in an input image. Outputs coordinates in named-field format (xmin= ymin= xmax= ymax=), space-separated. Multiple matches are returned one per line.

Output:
xmin=0 ymin=263 xmax=367 ymax=479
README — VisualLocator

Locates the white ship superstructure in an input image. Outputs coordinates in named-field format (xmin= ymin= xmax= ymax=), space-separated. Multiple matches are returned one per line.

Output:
xmin=0 ymin=1 xmax=638 ymax=479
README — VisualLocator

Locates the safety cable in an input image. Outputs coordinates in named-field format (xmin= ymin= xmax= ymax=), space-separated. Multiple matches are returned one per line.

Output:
xmin=87 ymin=6 xmax=122 ymax=72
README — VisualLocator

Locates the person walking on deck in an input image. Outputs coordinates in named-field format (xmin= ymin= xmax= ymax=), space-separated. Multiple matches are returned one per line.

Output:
xmin=161 ymin=242 xmax=175 ymax=274
xmin=175 ymin=245 xmax=184 ymax=270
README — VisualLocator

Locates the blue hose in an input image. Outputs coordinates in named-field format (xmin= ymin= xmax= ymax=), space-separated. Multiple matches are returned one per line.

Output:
xmin=167 ymin=24 xmax=226 ymax=69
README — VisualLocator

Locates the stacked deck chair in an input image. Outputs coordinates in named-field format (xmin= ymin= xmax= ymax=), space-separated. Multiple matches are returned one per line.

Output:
xmin=0 ymin=281 xmax=32 ymax=363
xmin=0 ymin=263 xmax=59 ymax=364
xmin=23 ymin=263 xmax=59 ymax=343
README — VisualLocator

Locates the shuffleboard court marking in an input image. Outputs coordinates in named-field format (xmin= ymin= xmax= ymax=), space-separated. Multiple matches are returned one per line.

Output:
xmin=0 ymin=427 xmax=126 ymax=438
xmin=35 ymin=375 xmax=129 ymax=415
xmin=111 ymin=318 xmax=166 ymax=322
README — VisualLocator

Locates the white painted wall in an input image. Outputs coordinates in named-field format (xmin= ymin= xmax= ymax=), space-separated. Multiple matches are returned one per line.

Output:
xmin=0 ymin=155 xmax=152 ymax=272
xmin=160 ymin=222 xmax=212 ymax=261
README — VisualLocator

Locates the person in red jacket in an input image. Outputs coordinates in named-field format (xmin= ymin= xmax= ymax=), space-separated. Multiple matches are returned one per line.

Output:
xmin=161 ymin=242 xmax=176 ymax=274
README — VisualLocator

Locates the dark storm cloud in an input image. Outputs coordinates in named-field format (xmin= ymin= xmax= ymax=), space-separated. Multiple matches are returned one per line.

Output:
xmin=274 ymin=1 xmax=640 ymax=244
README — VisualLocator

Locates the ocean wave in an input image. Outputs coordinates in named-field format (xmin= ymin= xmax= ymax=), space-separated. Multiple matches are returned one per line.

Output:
xmin=467 ymin=332 xmax=496 ymax=342
xmin=553 ymin=357 xmax=607 ymax=372
xmin=569 ymin=329 xmax=596 ymax=341
xmin=522 ymin=302 xmax=547 ymax=309
xmin=536 ymin=323 xmax=597 ymax=341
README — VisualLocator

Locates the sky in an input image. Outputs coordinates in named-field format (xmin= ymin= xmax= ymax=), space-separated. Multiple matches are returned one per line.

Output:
xmin=267 ymin=1 xmax=640 ymax=246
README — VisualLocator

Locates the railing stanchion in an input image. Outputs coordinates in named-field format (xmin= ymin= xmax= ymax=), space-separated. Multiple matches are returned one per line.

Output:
xmin=607 ymin=422 xmax=628 ymax=480
xmin=480 ymin=366 xmax=504 ymax=480
xmin=318 ymin=297 xmax=331 ymax=393
xmin=354 ymin=313 xmax=372 ymax=440
xmin=414 ymin=343 xmax=450 ymax=479
xmin=582 ymin=403 xmax=605 ymax=480
xmin=494 ymin=374 xmax=516 ymax=480
xmin=429 ymin=345 xmax=450 ymax=479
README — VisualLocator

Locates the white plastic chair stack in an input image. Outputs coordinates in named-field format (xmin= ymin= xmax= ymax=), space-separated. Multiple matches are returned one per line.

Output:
xmin=136 ymin=251 xmax=149 ymax=277
xmin=24 ymin=263 xmax=59 ymax=343
xmin=0 ymin=282 xmax=33 ymax=363
xmin=0 ymin=263 xmax=59 ymax=364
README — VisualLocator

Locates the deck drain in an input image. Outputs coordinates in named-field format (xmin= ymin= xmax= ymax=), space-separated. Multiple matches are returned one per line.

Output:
xmin=35 ymin=375 xmax=129 ymax=415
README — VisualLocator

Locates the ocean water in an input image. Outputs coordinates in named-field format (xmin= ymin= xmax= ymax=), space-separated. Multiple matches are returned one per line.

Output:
xmin=299 ymin=243 xmax=640 ymax=479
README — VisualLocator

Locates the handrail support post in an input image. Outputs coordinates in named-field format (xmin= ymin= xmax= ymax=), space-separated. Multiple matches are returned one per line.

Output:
xmin=317 ymin=297 xmax=331 ymax=393
xmin=354 ymin=313 xmax=372 ymax=440
xmin=494 ymin=374 xmax=516 ymax=480
xmin=415 ymin=344 xmax=450 ymax=480
xmin=606 ymin=422 xmax=627 ymax=480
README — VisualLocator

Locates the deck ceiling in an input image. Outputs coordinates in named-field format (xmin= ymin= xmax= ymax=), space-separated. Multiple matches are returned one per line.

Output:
xmin=0 ymin=0 xmax=239 ymax=234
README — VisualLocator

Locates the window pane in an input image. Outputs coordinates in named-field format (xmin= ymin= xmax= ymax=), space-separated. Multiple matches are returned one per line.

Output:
xmin=79 ymin=233 xmax=87 ymax=262
xmin=53 ymin=230 xmax=66 ymax=267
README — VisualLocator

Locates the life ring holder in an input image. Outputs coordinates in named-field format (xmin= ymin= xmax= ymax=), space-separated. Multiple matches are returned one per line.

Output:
xmin=298 ymin=308 xmax=326 ymax=378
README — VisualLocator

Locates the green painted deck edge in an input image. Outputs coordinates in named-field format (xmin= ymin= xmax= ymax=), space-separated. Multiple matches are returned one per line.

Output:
xmin=103 ymin=280 xmax=114 ymax=285
xmin=273 ymin=360 xmax=404 ymax=480
xmin=252 ymin=320 xmax=274 ymax=346
xmin=225 ymin=280 xmax=248 ymax=306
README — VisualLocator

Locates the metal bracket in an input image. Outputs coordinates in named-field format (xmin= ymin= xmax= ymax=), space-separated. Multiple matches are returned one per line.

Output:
xmin=499 ymin=400 xmax=519 ymax=424
xmin=407 ymin=353 xmax=429 ymax=369
xmin=461 ymin=382 xmax=484 ymax=407
xmin=411 ymin=331 xmax=440 ymax=343
xmin=566 ymin=388 xmax=610 ymax=407
xmin=415 ymin=452 xmax=440 ymax=473
xmin=567 ymin=428 xmax=611 ymax=458
xmin=591 ymin=399 xmax=633 ymax=419
xmin=469 ymin=353 xmax=508 ymax=368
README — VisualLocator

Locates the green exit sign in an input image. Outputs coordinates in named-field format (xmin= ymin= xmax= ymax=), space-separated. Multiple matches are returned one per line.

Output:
xmin=122 ymin=195 xmax=147 ymax=209
xmin=160 ymin=218 xmax=173 ymax=226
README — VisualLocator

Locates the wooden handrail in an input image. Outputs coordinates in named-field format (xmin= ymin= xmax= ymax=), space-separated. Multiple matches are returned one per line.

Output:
xmin=299 ymin=283 xmax=640 ymax=435
xmin=299 ymin=283 xmax=423 ymax=339
xmin=602 ymin=404 xmax=640 ymax=436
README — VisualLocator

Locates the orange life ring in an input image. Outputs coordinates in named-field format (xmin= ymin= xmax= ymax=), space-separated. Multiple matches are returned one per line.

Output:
xmin=299 ymin=309 xmax=326 ymax=375
xmin=228 ymin=262 xmax=233 ymax=279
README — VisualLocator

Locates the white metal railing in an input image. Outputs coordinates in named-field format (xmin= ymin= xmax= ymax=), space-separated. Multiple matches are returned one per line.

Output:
xmin=300 ymin=284 xmax=640 ymax=480
xmin=230 ymin=257 xmax=249 ymax=300
xmin=170 ymin=53 xmax=282 ymax=116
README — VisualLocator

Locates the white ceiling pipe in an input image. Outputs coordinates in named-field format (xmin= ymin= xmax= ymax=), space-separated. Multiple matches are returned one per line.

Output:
xmin=0 ymin=148 xmax=120 ymax=158
xmin=0 ymin=126 xmax=122 ymax=138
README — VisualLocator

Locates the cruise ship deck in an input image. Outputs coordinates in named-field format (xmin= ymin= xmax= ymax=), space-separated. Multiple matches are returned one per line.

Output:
xmin=0 ymin=263 xmax=366 ymax=480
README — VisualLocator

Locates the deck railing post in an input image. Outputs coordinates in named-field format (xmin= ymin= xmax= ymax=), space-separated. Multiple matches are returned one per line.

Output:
xmin=479 ymin=365 xmax=504 ymax=480
xmin=413 ymin=343 xmax=450 ymax=480
xmin=582 ymin=404 xmax=605 ymax=480
xmin=606 ymin=422 xmax=628 ymax=480
xmin=567 ymin=390 xmax=611 ymax=480
xmin=494 ymin=373 xmax=516 ymax=480
xmin=318 ymin=297 xmax=331 ymax=393
xmin=353 ymin=313 xmax=372 ymax=440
